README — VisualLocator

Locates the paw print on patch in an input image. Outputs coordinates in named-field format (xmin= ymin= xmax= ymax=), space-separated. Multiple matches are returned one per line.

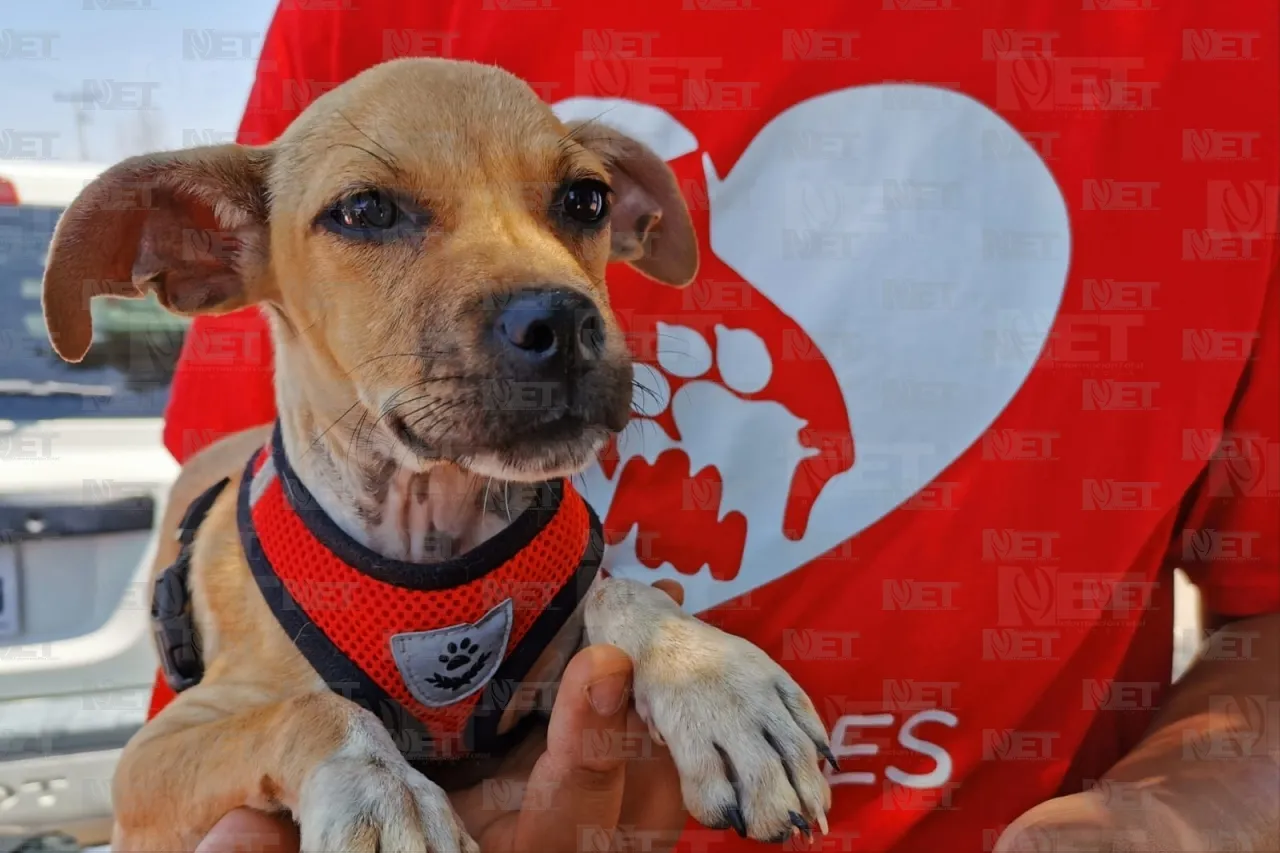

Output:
xmin=426 ymin=636 xmax=493 ymax=694
xmin=439 ymin=637 xmax=478 ymax=672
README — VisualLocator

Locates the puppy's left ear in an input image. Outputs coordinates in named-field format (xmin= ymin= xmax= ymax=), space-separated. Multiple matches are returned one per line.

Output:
xmin=42 ymin=144 xmax=272 ymax=362
xmin=569 ymin=122 xmax=699 ymax=287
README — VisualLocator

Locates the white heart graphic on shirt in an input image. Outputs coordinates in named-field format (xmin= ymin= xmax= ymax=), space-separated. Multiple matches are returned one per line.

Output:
xmin=554 ymin=85 xmax=1071 ymax=614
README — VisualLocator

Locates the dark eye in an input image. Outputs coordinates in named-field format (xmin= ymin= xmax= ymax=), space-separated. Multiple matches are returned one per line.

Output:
xmin=324 ymin=189 xmax=400 ymax=237
xmin=559 ymin=179 xmax=611 ymax=227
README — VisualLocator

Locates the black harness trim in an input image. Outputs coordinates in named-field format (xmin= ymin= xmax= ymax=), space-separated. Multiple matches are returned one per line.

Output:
xmin=151 ymin=434 xmax=603 ymax=767
xmin=150 ymin=476 xmax=230 ymax=695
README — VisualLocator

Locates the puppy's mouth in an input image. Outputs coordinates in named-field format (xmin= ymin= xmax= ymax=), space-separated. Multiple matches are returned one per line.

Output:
xmin=387 ymin=405 xmax=619 ymax=481
xmin=388 ymin=414 xmax=439 ymax=459
xmin=382 ymin=355 xmax=633 ymax=480
xmin=483 ymin=416 xmax=613 ymax=481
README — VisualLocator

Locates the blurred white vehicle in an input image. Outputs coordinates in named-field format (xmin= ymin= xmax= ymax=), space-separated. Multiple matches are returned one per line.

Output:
xmin=0 ymin=161 xmax=185 ymax=844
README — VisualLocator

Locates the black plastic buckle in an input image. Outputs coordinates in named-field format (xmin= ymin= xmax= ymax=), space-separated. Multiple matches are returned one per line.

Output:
xmin=151 ymin=549 xmax=204 ymax=693
xmin=149 ymin=476 xmax=230 ymax=694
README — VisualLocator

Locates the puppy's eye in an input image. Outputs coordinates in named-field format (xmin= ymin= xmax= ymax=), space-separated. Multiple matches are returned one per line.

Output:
xmin=318 ymin=188 xmax=427 ymax=242
xmin=330 ymin=189 xmax=398 ymax=231
xmin=558 ymin=179 xmax=611 ymax=227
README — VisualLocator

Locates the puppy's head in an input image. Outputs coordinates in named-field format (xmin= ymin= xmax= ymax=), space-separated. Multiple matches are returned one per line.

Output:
xmin=42 ymin=58 xmax=697 ymax=481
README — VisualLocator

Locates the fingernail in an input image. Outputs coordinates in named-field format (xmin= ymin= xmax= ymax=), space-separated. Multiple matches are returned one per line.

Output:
xmin=586 ymin=672 xmax=629 ymax=716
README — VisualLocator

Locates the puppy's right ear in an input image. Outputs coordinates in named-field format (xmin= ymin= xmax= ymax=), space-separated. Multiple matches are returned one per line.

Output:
xmin=566 ymin=121 xmax=699 ymax=288
xmin=42 ymin=144 xmax=272 ymax=362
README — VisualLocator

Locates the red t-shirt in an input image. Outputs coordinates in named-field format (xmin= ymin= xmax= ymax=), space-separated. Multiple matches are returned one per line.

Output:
xmin=155 ymin=2 xmax=1280 ymax=850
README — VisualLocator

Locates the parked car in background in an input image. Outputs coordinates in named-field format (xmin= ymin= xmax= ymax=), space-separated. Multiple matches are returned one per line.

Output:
xmin=0 ymin=160 xmax=186 ymax=845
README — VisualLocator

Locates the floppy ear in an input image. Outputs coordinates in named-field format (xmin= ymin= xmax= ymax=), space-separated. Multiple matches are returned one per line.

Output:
xmin=568 ymin=121 xmax=699 ymax=287
xmin=42 ymin=144 xmax=272 ymax=362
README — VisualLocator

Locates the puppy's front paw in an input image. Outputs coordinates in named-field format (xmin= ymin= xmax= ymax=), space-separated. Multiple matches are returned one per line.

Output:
xmin=643 ymin=629 xmax=833 ymax=842
xmin=586 ymin=580 xmax=834 ymax=844
xmin=298 ymin=718 xmax=477 ymax=853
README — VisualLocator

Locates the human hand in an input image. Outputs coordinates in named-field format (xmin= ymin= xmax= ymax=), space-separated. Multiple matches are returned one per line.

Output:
xmin=996 ymin=614 xmax=1280 ymax=852
xmin=194 ymin=809 xmax=299 ymax=853
xmin=448 ymin=578 xmax=688 ymax=853
xmin=993 ymin=786 xmax=1200 ymax=853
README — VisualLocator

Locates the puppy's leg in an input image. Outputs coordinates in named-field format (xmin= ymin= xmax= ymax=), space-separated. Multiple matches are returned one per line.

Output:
xmin=583 ymin=578 xmax=833 ymax=843
xmin=112 ymin=688 xmax=477 ymax=853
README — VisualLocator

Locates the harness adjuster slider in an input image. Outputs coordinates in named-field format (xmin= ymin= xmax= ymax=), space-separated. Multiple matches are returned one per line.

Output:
xmin=151 ymin=552 xmax=204 ymax=693
xmin=149 ymin=476 xmax=229 ymax=696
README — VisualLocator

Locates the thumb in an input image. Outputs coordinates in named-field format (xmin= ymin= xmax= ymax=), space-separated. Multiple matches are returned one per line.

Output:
xmin=514 ymin=644 xmax=634 ymax=853
xmin=651 ymin=579 xmax=685 ymax=608
xmin=195 ymin=808 xmax=300 ymax=853
xmin=994 ymin=790 xmax=1146 ymax=853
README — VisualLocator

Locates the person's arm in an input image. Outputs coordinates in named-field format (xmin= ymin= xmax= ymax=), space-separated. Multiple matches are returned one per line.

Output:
xmin=998 ymin=269 xmax=1280 ymax=851
xmin=998 ymin=623 xmax=1279 ymax=851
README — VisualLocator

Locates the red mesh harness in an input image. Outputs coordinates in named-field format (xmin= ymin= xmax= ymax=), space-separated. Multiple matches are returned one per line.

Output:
xmin=157 ymin=422 xmax=602 ymax=767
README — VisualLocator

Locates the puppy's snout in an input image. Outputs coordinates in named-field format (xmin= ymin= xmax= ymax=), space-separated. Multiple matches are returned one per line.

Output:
xmin=492 ymin=288 xmax=605 ymax=367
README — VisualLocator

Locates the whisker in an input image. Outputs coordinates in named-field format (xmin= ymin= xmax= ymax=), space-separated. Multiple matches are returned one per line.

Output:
xmin=308 ymin=400 xmax=363 ymax=456
xmin=340 ymin=352 xmax=460 ymax=378
xmin=400 ymin=398 xmax=454 ymax=430
xmin=344 ymin=406 xmax=373 ymax=476
xmin=409 ymin=401 xmax=466 ymax=440
xmin=630 ymin=379 xmax=660 ymax=409
xmin=281 ymin=316 xmax=322 ymax=342
xmin=336 ymin=111 xmax=402 ymax=172
xmin=560 ymin=109 xmax=619 ymax=147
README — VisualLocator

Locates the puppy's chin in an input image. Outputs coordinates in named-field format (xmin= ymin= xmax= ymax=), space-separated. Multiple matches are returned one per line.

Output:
xmin=461 ymin=427 xmax=611 ymax=483
xmin=386 ymin=411 xmax=612 ymax=483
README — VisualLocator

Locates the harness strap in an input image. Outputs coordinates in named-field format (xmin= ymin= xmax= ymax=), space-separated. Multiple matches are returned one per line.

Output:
xmin=148 ymin=433 xmax=602 ymax=767
xmin=151 ymin=477 xmax=230 ymax=695
xmin=238 ymin=428 xmax=603 ymax=763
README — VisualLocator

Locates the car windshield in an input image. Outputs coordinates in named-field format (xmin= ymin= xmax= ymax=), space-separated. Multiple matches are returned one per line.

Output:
xmin=0 ymin=204 xmax=189 ymax=421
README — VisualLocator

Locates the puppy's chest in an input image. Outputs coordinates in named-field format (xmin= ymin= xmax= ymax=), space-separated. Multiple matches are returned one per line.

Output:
xmin=218 ymin=429 xmax=602 ymax=765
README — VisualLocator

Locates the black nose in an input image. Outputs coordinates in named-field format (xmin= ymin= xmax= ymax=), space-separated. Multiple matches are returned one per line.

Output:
xmin=493 ymin=288 xmax=605 ymax=366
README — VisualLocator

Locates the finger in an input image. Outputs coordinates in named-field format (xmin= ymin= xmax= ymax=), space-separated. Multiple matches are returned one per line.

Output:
xmin=194 ymin=808 xmax=300 ymax=853
xmin=618 ymin=708 xmax=687 ymax=853
xmin=514 ymin=644 xmax=634 ymax=853
xmin=651 ymin=579 xmax=685 ymax=608
xmin=993 ymin=791 xmax=1134 ymax=853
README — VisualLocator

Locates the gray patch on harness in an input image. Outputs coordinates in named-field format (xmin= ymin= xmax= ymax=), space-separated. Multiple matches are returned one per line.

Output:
xmin=391 ymin=598 xmax=513 ymax=708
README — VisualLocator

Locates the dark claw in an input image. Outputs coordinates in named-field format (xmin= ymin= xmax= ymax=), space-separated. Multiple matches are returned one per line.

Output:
xmin=818 ymin=742 xmax=840 ymax=772
xmin=789 ymin=811 xmax=811 ymax=837
xmin=714 ymin=742 xmax=748 ymax=838
xmin=763 ymin=727 xmax=805 ymax=803
xmin=725 ymin=805 xmax=748 ymax=838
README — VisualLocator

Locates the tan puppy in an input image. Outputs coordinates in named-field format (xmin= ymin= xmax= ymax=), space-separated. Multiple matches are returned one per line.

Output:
xmin=41 ymin=58 xmax=833 ymax=852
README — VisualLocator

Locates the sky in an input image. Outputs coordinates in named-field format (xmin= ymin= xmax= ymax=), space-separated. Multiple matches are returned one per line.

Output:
xmin=1 ymin=0 xmax=278 ymax=164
